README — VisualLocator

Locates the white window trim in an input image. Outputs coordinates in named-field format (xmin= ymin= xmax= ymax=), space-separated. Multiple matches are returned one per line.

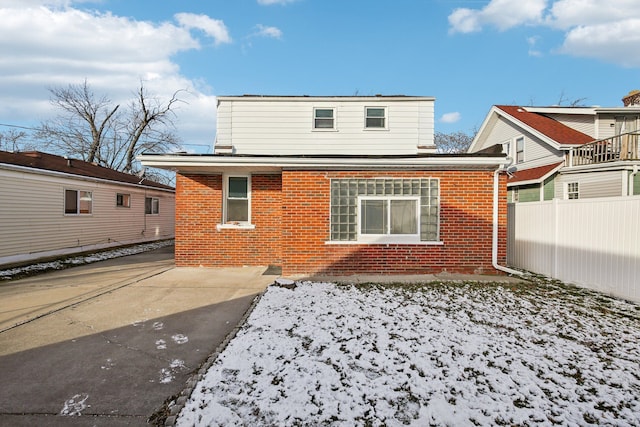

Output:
xmin=312 ymin=107 xmax=337 ymax=131
xmin=515 ymin=136 xmax=525 ymax=163
xmin=145 ymin=197 xmax=160 ymax=215
xmin=356 ymin=195 xmax=420 ymax=244
xmin=364 ymin=106 xmax=388 ymax=130
xmin=223 ymin=174 xmax=252 ymax=226
xmin=64 ymin=189 xmax=93 ymax=216
xmin=566 ymin=182 xmax=579 ymax=200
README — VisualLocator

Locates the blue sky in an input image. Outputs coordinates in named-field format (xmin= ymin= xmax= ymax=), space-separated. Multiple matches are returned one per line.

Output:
xmin=1 ymin=0 xmax=639 ymax=153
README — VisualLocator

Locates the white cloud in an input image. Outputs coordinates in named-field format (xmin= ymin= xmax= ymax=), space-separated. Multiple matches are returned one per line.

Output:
xmin=448 ymin=0 xmax=640 ymax=68
xmin=0 ymin=4 xmax=219 ymax=150
xmin=559 ymin=19 xmax=640 ymax=67
xmin=254 ymin=24 xmax=283 ymax=39
xmin=546 ymin=0 xmax=640 ymax=29
xmin=175 ymin=13 xmax=232 ymax=45
xmin=440 ymin=112 xmax=461 ymax=124
xmin=449 ymin=0 xmax=546 ymax=34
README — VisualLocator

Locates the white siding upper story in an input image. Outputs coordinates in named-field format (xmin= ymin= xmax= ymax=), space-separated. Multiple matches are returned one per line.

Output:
xmin=0 ymin=167 xmax=175 ymax=266
xmin=215 ymin=96 xmax=436 ymax=156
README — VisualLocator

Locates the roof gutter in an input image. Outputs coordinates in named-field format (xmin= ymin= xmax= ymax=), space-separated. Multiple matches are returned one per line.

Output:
xmin=138 ymin=154 xmax=511 ymax=171
xmin=492 ymin=168 xmax=524 ymax=276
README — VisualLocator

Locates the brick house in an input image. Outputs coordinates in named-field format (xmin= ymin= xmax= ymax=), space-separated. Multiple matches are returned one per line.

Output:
xmin=139 ymin=95 xmax=512 ymax=276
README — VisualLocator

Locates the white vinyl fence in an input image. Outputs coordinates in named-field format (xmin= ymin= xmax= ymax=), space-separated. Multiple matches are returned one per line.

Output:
xmin=507 ymin=196 xmax=640 ymax=303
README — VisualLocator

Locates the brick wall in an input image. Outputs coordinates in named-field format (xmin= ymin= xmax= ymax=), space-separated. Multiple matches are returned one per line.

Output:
xmin=175 ymin=173 xmax=282 ymax=267
xmin=281 ymin=170 xmax=507 ymax=276
xmin=175 ymin=169 xmax=507 ymax=275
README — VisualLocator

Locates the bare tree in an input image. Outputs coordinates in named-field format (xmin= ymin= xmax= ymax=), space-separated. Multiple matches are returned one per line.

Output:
xmin=36 ymin=80 xmax=183 ymax=176
xmin=0 ymin=129 xmax=32 ymax=152
xmin=434 ymin=130 xmax=475 ymax=154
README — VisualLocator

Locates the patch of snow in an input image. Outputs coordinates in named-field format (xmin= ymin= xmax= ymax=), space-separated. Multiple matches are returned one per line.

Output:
xmin=160 ymin=359 xmax=187 ymax=384
xmin=60 ymin=393 xmax=90 ymax=416
xmin=156 ymin=339 xmax=167 ymax=350
xmin=172 ymin=334 xmax=189 ymax=345
xmin=160 ymin=368 xmax=174 ymax=384
xmin=177 ymin=281 xmax=640 ymax=426
xmin=0 ymin=240 xmax=173 ymax=280
xmin=152 ymin=321 xmax=164 ymax=330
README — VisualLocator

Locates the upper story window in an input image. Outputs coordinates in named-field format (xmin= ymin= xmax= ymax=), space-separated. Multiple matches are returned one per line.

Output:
xmin=65 ymin=189 xmax=92 ymax=215
xmin=145 ymin=197 xmax=159 ymax=215
xmin=313 ymin=108 xmax=335 ymax=130
xmin=116 ymin=193 xmax=131 ymax=208
xmin=515 ymin=136 xmax=525 ymax=163
xmin=365 ymin=107 xmax=387 ymax=129
xmin=225 ymin=175 xmax=251 ymax=224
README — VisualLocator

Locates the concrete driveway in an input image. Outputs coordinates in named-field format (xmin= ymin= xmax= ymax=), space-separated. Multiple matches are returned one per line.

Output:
xmin=0 ymin=246 xmax=278 ymax=426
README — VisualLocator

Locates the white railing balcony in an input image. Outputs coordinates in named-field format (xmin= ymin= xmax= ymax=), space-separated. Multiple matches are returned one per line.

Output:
xmin=569 ymin=131 xmax=640 ymax=166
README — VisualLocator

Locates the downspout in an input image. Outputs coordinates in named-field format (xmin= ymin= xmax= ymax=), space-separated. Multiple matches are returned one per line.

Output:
xmin=492 ymin=168 xmax=525 ymax=276
xmin=629 ymin=165 xmax=639 ymax=196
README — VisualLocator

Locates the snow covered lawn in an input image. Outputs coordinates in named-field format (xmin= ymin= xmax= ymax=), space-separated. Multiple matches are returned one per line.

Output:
xmin=177 ymin=280 xmax=640 ymax=426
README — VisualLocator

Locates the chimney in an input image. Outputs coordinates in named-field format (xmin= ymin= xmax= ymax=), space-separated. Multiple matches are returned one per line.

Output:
xmin=622 ymin=90 xmax=640 ymax=107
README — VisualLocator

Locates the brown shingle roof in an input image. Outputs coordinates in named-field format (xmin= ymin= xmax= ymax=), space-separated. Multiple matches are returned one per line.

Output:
xmin=496 ymin=105 xmax=593 ymax=146
xmin=508 ymin=162 xmax=564 ymax=185
xmin=0 ymin=151 xmax=173 ymax=191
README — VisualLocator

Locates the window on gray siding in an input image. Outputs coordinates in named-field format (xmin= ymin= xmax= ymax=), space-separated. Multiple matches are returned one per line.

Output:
xmin=145 ymin=197 xmax=159 ymax=215
xmin=314 ymin=108 xmax=335 ymax=129
xmin=116 ymin=193 xmax=131 ymax=208
xmin=330 ymin=178 xmax=439 ymax=242
xmin=515 ymin=137 xmax=525 ymax=163
xmin=567 ymin=182 xmax=579 ymax=199
xmin=65 ymin=189 xmax=92 ymax=215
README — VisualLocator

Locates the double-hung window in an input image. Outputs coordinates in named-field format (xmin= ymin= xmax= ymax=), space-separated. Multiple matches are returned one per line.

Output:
xmin=145 ymin=197 xmax=159 ymax=215
xmin=225 ymin=175 xmax=250 ymax=224
xmin=365 ymin=107 xmax=386 ymax=129
xmin=313 ymin=108 xmax=335 ymax=130
xmin=330 ymin=178 xmax=439 ymax=244
xmin=65 ymin=189 xmax=92 ymax=215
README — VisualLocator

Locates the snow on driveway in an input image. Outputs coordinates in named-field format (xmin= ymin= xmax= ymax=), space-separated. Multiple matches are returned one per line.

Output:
xmin=177 ymin=279 xmax=640 ymax=426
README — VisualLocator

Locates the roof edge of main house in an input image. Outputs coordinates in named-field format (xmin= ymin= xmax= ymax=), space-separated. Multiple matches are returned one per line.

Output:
xmin=138 ymin=152 xmax=511 ymax=174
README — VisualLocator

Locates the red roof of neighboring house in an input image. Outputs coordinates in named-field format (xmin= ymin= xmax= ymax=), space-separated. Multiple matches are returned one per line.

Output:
xmin=508 ymin=162 xmax=564 ymax=185
xmin=0 ymin=151 xmax=173 ymax=191
xmin=496 ymin=105 xmax=593 ymax=146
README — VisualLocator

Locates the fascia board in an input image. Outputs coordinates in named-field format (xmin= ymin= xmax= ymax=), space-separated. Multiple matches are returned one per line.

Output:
xmin=138 ymin=155 xmax=510 ymax=171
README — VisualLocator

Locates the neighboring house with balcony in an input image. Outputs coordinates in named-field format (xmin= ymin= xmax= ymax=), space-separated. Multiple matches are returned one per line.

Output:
xmin=0 ymin=150 xmax=175 ymax=267
xmin=140 ymin=95 xmax=512 ymax=276
xmin=467 ymin=92 xmax=640 ymax=202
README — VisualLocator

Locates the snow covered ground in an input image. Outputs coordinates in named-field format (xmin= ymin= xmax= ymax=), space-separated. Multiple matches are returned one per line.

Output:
xmin=0 ymin=240 xmax=173 ymax=281
xmin=177 ymin=279 xmax=640 ymax=426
